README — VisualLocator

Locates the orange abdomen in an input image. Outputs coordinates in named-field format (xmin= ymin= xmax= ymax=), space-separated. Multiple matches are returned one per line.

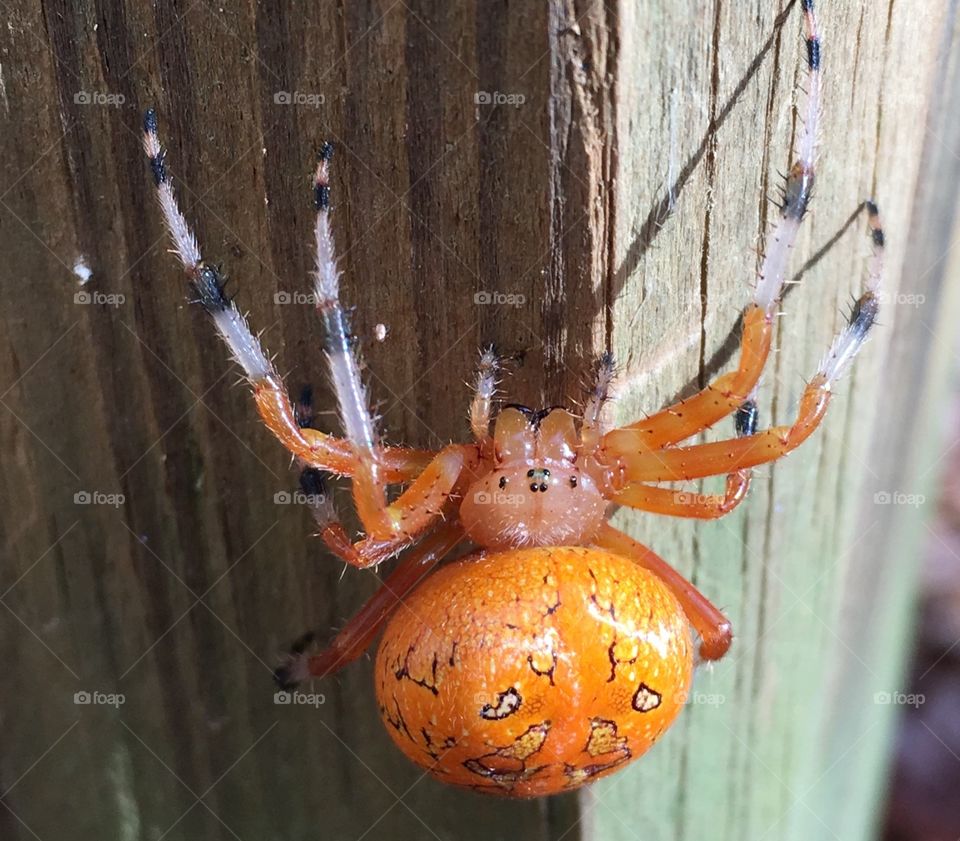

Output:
xmin=374 ymin=546 xmax=693 ymax=797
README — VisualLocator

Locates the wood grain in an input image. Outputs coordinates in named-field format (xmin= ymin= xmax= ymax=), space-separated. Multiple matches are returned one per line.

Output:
xmin=0 ymin=1 xmax=954 ymax=839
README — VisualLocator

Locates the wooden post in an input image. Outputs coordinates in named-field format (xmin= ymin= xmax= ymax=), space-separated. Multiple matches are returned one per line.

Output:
xmin=0 ymin=2 xmax=955 ymax=839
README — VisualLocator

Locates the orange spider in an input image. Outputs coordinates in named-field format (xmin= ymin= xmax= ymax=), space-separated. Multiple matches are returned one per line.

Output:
xmin=142 ymin=0 xmax=884 ymax=798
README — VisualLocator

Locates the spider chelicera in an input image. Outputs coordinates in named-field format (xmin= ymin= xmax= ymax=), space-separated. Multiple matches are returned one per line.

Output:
xmin=142 ymin=0 xmax=883 ymax=798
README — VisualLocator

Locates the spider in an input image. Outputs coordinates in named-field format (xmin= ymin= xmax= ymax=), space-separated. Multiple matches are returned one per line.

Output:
xmin=142 ymin=0 xmax=883 ymax=798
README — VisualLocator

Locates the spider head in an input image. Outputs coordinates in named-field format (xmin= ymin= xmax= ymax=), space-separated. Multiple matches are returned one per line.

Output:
xmin=459 ymin=405 xmax=607 ymax=549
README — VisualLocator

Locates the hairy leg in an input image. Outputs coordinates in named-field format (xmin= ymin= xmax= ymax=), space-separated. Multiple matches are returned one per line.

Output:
xmin=469 ymin=346 xmax=499 ymax=448
xmin=605 ymin=205 xmax=884 ymax=483
xmin=308 ymin=146 xmax=470 ymax=539
xmin=141 ymin=111 xmax=432 ymax=483
xmin=297 ymin=468 xmax=412 ymax=569
xmin=274 ymin=521 xmax=465 ymax=686
xmin=612 ymin=399 xmax=756 ymax=518
xmin=603 ymin=202 xmax=885 ymax=482
xmin=602 ymin=1 xmax=823 ymax=452
xmin=578 ymin=351 xmax=616 ymax=454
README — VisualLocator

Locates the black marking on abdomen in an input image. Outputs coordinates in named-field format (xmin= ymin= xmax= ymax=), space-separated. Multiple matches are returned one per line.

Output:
xmin=606 ymin=640 xmax=618 ymax=683
xmin=462 ymin=722 xmax=552 ymax=789
xmin=528 ymin=651 xmax=557 ymax=685
xmin=395 ymin=648 xmax=440 ymax=695
xmin=480 ymin=686 xmax=522 ymax=720
xmin=632 ymin=683 xmax=662 ymax=713
xmin=382 ymin=695 xmax=416 ymax=743
xmin=564 ymin=719 xmax=633 ymax=788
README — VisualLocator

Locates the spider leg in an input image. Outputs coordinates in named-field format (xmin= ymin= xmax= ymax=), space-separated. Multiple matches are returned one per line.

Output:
xmin=354 ymin=444 xmax=473 ymax=541
xmin=298 ymin=468 xmax=408 ymax=568
xmin=469 ymin=346 xmax=499 ymax=446
xmin=310 ymin=143 xmax=387 ymax=524
xmin=602 ymin=2 xmax=822 ymax=452
xmin=310 ymin=146 xmax=472 ymax=539
xmin=612 ymin=399 xmax=756 ymax=518
xmin=605 ymin=205 xmax=884 ymax=483
xmin=141 ymin=111 xmax=431 ymax=483
xmin=595 ymin=523 xmax=731 ymax=661
xmin=579 ymin=351 xmax=615 ymax=453
xmin=295 ymin=395 xmax=432 ymax=563
xmin=274 ymin=520 xmax=465 ymax=686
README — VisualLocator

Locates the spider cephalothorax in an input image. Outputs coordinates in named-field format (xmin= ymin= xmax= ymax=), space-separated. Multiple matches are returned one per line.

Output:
xmin=459 ymin=405 xmax=609 ymax=549
xmin=142 ymin=0 xmax=883 ymax=798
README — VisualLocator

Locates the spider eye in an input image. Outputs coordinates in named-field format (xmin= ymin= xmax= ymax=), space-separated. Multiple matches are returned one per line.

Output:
xmin=569 ymin=476 xmax=578 ymax=488
xmin=498 ymin=476 xmax=507 ymax=490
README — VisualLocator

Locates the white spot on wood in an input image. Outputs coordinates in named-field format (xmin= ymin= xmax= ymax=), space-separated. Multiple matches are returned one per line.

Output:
xmin=73 ymin=256 xmax=93 ymax=285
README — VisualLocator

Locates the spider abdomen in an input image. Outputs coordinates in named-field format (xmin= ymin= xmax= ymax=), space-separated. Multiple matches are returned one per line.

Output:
xmin=374 ymin=546 xmax=693 ymax=797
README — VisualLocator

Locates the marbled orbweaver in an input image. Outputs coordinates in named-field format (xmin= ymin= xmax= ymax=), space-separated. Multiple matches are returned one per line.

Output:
xmin=142 ymin=0 xmax=884 ymax=798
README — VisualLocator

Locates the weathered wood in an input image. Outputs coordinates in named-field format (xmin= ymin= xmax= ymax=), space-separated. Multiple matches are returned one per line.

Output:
xmin=597 ymin=3 xmax=959 ymax=840
xmin=0 ymin=1 xmax=954 ymax=839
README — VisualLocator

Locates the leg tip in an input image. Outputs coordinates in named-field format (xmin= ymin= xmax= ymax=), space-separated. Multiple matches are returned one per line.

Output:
xmin=479 ymin=344 xmax=499 ymax=366
xmin=273 ymin=631 xmax=315 ymax=691
xmin=289 ymin=630 xmax=316 ymax=654
xmin=299 ymin=468 xmax=329 ymax=497
xmin=296 ymin=385 xmax=315 ymax=428
xmin=143 ymin=108 xmax=158 ymax=135
xmin=698 ymin=622 xmax=733 ymax=662
xmin=273 ymin=664 xmax=300 ymax=692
